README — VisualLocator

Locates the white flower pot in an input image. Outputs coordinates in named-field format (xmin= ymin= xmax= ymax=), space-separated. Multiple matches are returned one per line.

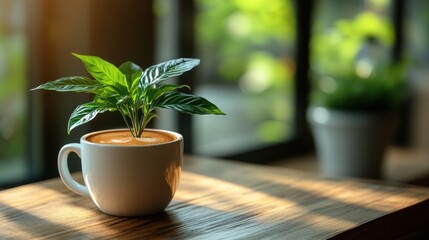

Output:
xmin=307 ymin=107 xmax=397 ymax=179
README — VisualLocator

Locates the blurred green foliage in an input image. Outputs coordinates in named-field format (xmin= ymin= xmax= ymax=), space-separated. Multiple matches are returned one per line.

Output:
xmin=196 ymin=0 xmax=295 ymax=87
xmin=311 ymin=63 xmax=407 ymax=111
xmin=310 ymin=11 xmax=407 ymax=111
xmin=311 ymin=11 xmax=394 ymax=77
xmin=0 ymin=0 xmax=26 ymax=161
xmin=195 ymin=0 xmax=296 ymax=143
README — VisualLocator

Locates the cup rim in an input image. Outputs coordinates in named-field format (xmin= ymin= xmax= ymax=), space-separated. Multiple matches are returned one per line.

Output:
xmin=81 ymin=128 xmax=183 ymax=147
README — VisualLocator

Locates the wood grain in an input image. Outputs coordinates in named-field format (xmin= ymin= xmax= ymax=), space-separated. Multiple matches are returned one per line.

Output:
xmin=1 ymin=155 xmax=429 ymax=239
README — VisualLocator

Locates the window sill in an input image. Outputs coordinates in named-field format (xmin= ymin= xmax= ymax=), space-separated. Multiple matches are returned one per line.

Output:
xmin=268 ymin=147 xmax=429 ymax=185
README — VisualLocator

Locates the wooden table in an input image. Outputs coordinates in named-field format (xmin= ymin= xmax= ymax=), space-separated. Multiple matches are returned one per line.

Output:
xmin=1 ymin=156 xmax=429 ymax=239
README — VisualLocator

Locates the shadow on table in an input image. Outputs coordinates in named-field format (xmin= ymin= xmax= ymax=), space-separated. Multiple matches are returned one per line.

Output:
xmin=0 ymin=202 xmax=91 ymax=238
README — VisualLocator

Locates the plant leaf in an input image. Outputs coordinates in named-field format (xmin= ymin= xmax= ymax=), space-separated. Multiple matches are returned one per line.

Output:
xmin=141 ymin=58 xmax=200 ymax=87
xmin=155 ymin=92 xmax=225 ymax=115
xmin=143 ymin=84 xmax=190 ymax=105
xmin=93 ymin=94 xmax=120 ymax=110
xmin=72 ymin=53 xmax=127 ymax=88
xmin=119 ymin=61 xmax=143 ymax=94
xmin=31 ymin=76 xmax=102 ymax=93
xmin=142 ymin=112 xmax=158 ymax=129
xmin=67 ymin=102 xmax=110 ymax=134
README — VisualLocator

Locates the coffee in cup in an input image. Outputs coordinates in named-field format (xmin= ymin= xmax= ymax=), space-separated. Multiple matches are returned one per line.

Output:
xmin=86 ymin=129 xmax=176 ymax=145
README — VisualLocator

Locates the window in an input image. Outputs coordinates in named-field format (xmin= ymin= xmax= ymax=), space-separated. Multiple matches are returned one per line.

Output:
xmin=155 ymin=0 xmax=309 ymax=161
xmin=192 ymin=0 xmax=297 ymax=157
xmin=0 ymin=0 xmax=28 ymax=187
xmin=155 ymin=0 xmax=416 ymax=162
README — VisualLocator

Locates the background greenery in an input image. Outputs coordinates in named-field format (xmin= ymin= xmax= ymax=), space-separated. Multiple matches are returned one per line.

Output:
xmin=194 ymin=0 xmax=296 ymax=150
xmin=0 ymin=0 xmax=26 ymax=162
xmin=310 ymin=10 xmax=407 ymax=111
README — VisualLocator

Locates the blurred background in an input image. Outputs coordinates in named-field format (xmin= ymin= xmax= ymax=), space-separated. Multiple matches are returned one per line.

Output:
xmin=1 ymin=0 xmax=429 ymax=187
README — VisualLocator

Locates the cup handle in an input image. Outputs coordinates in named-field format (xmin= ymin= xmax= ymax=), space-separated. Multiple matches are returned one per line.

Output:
xmin=58 ymin=143 xmax=90 ymax=197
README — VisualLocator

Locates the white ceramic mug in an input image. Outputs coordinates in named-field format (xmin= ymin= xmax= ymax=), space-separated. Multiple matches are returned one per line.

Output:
xmin=58 ymin=129 xmax=183 ymax=217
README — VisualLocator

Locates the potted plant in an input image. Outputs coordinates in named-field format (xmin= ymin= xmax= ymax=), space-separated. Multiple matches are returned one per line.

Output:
xmin=307 ymin=13 xmax=407 ymax=179
xmin=307 ymin=63 xmax=406 ymax=179
xmin=31 ymin=53 xmax=224 ymax=216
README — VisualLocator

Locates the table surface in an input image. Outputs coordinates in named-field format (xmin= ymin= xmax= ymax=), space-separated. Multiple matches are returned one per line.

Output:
xmin=1 ymin=155 xmax=429 ymax=239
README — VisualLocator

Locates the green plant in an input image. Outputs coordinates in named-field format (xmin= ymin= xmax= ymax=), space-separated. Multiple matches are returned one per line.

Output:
xmin=31 ymin=53 xmax=225 ymax=137
xmin=310 ymin=63 xmax=407 ymax=111
xmin=310 ymin=12 xmax=407 ymax=112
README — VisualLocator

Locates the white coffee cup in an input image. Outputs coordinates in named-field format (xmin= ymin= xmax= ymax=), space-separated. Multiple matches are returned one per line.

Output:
xmin=57 ymin=129 xmax=183 ymax=217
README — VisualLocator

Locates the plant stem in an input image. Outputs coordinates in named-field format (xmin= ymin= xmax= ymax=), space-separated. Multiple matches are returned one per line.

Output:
xmin=137 ymin=114 xmax=147 ymax=137
xmin=133 ymin=105 xmax=141 ymax=137
xmin=119 ymin=110 xmax=135 ymax=137
xmin=137 ymin=108 xmax=145 ymax=137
